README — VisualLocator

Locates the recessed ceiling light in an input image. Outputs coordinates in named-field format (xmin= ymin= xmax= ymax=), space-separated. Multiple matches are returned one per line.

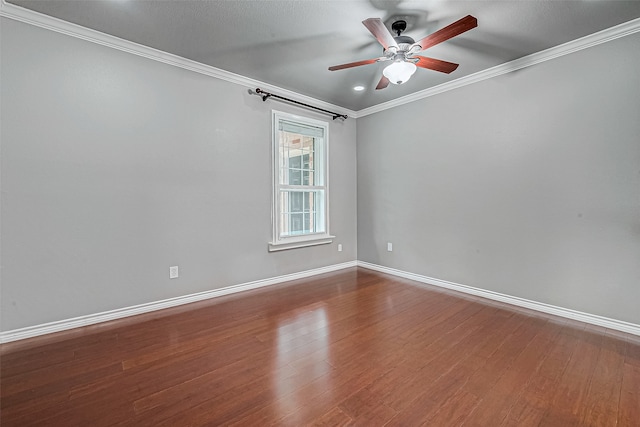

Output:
xmin=353 ymin=85 xmax=365 ymax=91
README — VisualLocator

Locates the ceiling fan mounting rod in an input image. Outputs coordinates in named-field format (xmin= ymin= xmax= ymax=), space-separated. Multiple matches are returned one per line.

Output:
xmin=391 ymin=20 xmax=407 ymax=37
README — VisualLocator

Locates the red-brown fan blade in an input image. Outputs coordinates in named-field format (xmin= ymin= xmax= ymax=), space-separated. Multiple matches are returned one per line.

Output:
xmin=328 ymin=58 xmax=379 ymax=71
xmin=362 ymin=18 xmax=398 ymax=51
xmin=411 ymin=15 xmax=477 ymax=52
xmin=375 ymin=75 xmax=390 ymax=90
xmin=414 ymin=56 xmax=459 ymax=74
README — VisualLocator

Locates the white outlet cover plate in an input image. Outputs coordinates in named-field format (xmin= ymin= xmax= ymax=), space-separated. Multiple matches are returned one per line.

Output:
xmin=170 ymin=266 xmax=179 ymax=279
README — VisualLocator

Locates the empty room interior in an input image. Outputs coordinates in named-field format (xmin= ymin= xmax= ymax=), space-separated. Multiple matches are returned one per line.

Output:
xmin=1 ymin=1 xmax=639 ymax=425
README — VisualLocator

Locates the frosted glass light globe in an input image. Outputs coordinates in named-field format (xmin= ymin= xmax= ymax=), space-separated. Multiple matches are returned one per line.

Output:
xmin=383 ymin=61 xmax=417 ymax=85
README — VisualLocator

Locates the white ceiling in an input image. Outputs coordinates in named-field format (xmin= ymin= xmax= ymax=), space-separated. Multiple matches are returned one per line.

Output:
xmin=7 ymin=0 xmax=640 ymax=111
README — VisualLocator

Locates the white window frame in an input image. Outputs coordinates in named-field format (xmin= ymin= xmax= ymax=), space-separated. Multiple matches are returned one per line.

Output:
xmin=269 ymin=110 xmax=333 ymax=251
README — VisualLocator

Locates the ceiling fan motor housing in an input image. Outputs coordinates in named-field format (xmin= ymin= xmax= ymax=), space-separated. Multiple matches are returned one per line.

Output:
xmin=386 ymin=20 xmax=416 ymax=55
xmin=384 ymin=35 xmax=416 ymax=67
xmin=384 ymin=37 xmax=415 ymax=57
xmin=384 ymin=29 xmax=418 ymax=85
xmin=394 ymin=35 xmax=415 ymax=45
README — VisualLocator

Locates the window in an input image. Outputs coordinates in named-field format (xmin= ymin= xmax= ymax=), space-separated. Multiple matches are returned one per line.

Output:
xmin=269 ymin=111 xmax=333 ymax=251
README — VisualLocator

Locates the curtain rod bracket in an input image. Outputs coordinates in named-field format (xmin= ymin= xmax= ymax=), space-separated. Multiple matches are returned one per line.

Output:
xmin=252 ymin=88 xmax=347 ymax=120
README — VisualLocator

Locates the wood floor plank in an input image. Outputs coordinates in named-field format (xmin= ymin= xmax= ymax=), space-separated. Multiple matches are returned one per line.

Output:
xmin=309 ymin=406 xmax=353 ymax=426
xmin=424 ymin=389 xmax=482 ymax=426
xmin=0 ymin=362 xmax=122 ymax=422
xmin=498 ymin=323 xmax=578 ymax=427
xmin=617 ymin=362 xmax=640 ymax=427
xmin=464 ymin=319 xmax=564 ymax=426
xmin=379 ymin=306 xmax=505 ymax=413
xmin=579 ymin=330 xmax=626 ymax=426
xmin=624 ymin=335 xmax=640 ymax=368
xmin=1 ymin=268 xmax=636 ymax=426
xmin=337 ymin=386 xmax=397 ymax=425
xmin=539 ymin=327 xmax=605 ymax=426
xmin=462 ymin=315 xmax=546 ymax=398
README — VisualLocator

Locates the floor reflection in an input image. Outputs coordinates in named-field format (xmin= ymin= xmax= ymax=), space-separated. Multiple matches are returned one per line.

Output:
xmin=272 ymin=303 xmax=331 ymax=416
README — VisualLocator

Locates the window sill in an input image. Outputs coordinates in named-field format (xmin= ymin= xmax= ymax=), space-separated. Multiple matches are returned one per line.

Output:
xmin=268 ymin=235 xmax=335 ymax=252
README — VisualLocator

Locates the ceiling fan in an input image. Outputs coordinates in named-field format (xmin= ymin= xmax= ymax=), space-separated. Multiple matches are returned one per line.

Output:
xmin=329 ymin=15 xmax=478 ymax=90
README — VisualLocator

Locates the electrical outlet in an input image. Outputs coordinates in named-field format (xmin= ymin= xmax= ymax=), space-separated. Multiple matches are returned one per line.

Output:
xmin=387 ymin=242 xmax=393 ymax=252
xmin=338 ymin=244 xmax=343 ymax=252
xmin=169 ymin=266 xmax=179 ymax=279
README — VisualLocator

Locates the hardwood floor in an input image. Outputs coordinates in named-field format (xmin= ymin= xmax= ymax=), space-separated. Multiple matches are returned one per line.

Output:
xmin=1 ymin=267 xmax=639 ymax=426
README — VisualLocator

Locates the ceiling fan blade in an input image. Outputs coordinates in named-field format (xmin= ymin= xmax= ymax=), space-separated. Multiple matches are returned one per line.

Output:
xmin=375 ymin=75 xmax=390 ymax=90
xmin=328 ymin=58 xmax=380 ymax=71
xmin=411 ymin=15 xmax=477 ymax=52
xmin=362 ymin=18 xmax=398 ymax=51
xmin=414 ymin=56 xmax=459 ymax=74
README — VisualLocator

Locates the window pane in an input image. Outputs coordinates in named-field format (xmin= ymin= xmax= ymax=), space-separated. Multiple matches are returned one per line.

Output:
xmin=290 ymin=191 xmax=303 ymax=213
xmin=303 ymin=213 xmax=310 ymax=233
xmin=279 ymin=134 xmax=321 ymax=187
xmin=280 ymin=191 xmax=289 ymax=215
xmin=278 ymin=190 xmax=325 ymax=237
xmin=290 ymin=213 xmax=304 ymax=234
xmin=279 ymin=133 xmax=291 ymax=185
xmin=304 ymin=191 xmax=312 ymax=211
xmin=279 ymin=190 xmax=289 ymax=236
xmin=289 ymin=155 xmax=302 ymax=169
xmin=289 ymin=168 xmax=302 ymax=185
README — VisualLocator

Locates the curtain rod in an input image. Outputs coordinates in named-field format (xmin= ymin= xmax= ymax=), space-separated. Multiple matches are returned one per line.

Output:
xmin=250 ymin=88 xmax=348 ymax=120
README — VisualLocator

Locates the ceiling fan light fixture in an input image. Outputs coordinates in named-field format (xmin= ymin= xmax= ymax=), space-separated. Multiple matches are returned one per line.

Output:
xmin=383 ymin=61 xmax=417 ymax=85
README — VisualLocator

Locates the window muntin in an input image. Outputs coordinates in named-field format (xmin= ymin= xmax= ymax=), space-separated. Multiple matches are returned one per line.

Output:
xmin=270 ymin=111 xmax=331 ymax=250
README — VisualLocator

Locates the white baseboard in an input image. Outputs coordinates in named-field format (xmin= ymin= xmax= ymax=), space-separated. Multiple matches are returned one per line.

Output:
xmin=4 ymin=259 xmax=638 ymax=343
xmin=357 ymin=261 xmax=640 ymax=337
xmin=0 ymin=261 xmax=357 ymax=343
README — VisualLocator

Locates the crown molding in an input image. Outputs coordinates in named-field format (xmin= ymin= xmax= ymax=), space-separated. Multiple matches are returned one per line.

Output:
xmin=356 ymin=16 xmax=640 ymax=117
xmin=0 ymin=0 xmax=357 ymax=119
xmin=1 ymin=1 xmax=639 ymax=118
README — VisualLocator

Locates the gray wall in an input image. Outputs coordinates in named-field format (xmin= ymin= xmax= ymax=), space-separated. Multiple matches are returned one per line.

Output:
xmin=2 ymin=16 xmax=640 ymax=333
xmin=1 ymin=18 xmax=357 ymax=331
xmin=358 ymin=32 xmax=640 ymax=324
